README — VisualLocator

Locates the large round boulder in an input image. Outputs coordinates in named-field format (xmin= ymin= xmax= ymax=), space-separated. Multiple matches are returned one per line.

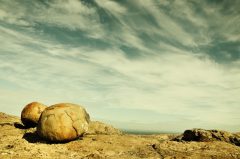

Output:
xmin=37 ymin=103 xmax=90 ymax=142
xmin=21 ymin=102 xmax=47 ymax=128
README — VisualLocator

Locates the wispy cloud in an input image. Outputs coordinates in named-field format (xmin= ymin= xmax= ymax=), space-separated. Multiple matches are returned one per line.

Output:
xmin=0 ymin=0 xmax=239 ymax=131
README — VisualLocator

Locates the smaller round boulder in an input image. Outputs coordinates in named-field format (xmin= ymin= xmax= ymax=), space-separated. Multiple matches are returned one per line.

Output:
xmin=21 ymin=102 xmax=47 ymax=128
xmin=37 ymin=103 xmax=90 ymax=142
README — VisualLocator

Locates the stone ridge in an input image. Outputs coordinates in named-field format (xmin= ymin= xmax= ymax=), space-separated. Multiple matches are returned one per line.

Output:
xmin=173 ymin=128 xmax=240 ymax=146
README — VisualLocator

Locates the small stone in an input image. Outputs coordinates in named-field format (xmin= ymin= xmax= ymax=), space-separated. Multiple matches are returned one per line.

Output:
xmin=5 ymin=144 xmax=14 ymax=149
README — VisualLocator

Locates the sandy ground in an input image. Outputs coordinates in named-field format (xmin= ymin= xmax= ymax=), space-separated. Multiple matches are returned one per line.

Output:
xmin=0 ymin=112 xmax=240 ymax=159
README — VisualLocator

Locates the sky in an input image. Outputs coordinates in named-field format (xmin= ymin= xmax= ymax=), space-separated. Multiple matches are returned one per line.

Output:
xmin=0 ymin=0 xmax=240 ymax=132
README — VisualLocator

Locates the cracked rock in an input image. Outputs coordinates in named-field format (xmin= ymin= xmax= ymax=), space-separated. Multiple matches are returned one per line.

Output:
xmin=37 ymin=103 xmax=90 ymax=142
xmin=21 ymin=102 xmax=47 ymax=128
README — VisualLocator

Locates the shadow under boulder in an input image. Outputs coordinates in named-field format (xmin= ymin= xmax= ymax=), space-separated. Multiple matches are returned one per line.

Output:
xmin=23 ymin=131 xmax=84 ymax=144
xmin=173 ymin=128 xmax=240 ymax=146
xmin=22 ymin=132 xmax=47 ymax=143
xmin=14 ymin=122 xmax=29 ymax=129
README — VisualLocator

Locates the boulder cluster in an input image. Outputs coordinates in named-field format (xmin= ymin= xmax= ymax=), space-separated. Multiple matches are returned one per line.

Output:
xmin=21 ymin=102 xmax=90 ymax=142
xmin=173 ymin=128 xmax=240 ymax=146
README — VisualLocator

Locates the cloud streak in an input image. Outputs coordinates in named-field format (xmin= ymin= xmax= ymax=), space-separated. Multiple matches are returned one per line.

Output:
xmin=0 ymin=0 xmax=239 ymax=132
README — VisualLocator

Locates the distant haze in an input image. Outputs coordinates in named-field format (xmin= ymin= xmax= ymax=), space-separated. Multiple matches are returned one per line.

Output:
xmin=0 ymin=0 xmax=239 ymax=132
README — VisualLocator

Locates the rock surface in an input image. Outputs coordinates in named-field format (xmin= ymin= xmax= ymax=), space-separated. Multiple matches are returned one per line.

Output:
xmin=1 ymin=112 xmax=240 ymax=159
xmin=37 ymin=103 xmax=90 ymax=142
xmin=21 ymin=102 xmax=47 ymax=128
xmin=173 ymin=128 xmax=240 ymax=146
xmin=86 ymin=121 xmax=122 ymax=135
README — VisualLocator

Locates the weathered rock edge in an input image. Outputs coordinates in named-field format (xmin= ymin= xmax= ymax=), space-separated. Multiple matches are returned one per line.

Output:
xmin=173 ymin=128 xmax=240 ymax=146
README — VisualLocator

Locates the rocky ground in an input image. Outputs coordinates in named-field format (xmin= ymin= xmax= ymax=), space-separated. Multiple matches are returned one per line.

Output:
xmin=0 ymin=112 xmax=240 ymax=159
